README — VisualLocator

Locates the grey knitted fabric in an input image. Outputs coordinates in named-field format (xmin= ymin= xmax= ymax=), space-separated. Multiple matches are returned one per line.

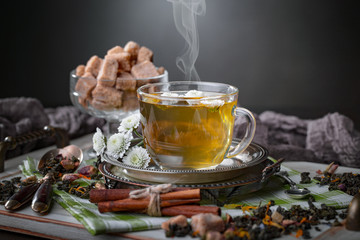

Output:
xmin=45 ymin=106 xmax=105 ymax=139
xmin=0 ymin=97 xmax=49 ymax=140
xmin=0 ymin=98 xmax=105 ymax=159
xmin=307 ymin=113 xmax=360 ymax=167
xmin=235 ymin=111 xmax=360 ymax=167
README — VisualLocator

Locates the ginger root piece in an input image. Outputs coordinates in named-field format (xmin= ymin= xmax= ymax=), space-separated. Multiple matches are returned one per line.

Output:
xmin=191 ymin=213 xmax=225 ymax=237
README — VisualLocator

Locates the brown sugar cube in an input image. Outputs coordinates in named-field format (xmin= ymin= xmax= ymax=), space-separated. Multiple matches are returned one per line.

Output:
xmin=92 ymin=84 xmax=123 ymax=108
xmin=116 ymin=72 xmax=136 ymax=91
xmin=75 ymin=72 xmax=97 ymax=108
xmin=122 ymin=90 xmax=139 ymax=112
xmin=137 ymin=46 xmax=153 ymax=63
xmin=90 ymin=99 xmax=114 ymax=111
xmin=78 ymin=97 xmax=87 ymax=108
xmin=157 ymin=66 xmax=165 ymax=75
xmin=124 ymin=41 xmax=140 ymax=61
xmin=131 ymin=61 xmax=159 ymax=78
xmin=85 ymin=55 xmax=102 ymax=77
xmin=97 ymin=58 xmax=118 ymax=87
xmin=131 ymin=61 xmax=159 ymax=87
xmin=107 ymin=46 xmax=124 ymax=55
xmin=75 ymin=72 xmax=97 ymax=98
xmin=75 ymin=65 xmax=85 ymax=76
xmin=105 ymin=52 xmax=131 ymax=72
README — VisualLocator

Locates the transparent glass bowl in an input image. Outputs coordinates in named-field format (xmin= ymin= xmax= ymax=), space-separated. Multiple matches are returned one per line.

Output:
xmin=69 ymin=69 xmax=168 ymax=122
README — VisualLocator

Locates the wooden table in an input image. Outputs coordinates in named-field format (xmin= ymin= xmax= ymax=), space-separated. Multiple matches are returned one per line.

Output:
xmin=1 ymin=134 xmax=359 ymax=240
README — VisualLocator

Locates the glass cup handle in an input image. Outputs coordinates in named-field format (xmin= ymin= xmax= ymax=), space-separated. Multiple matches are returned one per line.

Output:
xmin=226 ymin=107 xmax=256 ymax=158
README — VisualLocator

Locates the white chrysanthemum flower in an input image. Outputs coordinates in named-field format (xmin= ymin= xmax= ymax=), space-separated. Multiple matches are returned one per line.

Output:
xmin=161 ymin=92 xmax=179 ymax=97
xmin=123 ymin=146 xmax=151 ymax=168
xmin=184 ymin=90 xmax=204 ymax=105
xmin=200 ymin=99 xmax=225 ymax=108
xmin=184 ymin=90 xmax=204 ymax=98
xmin=118 ymin=114 xmax=140 ymax=132
xmin=160 ymin=92 xmax=179 ymax=105
xmin=92 ymin=128 xmax=106 ymax=156
xmin=106 ymin=132 xmax=132 ymax=159
xmin=238 ymin=151 xmax=252 ymax=162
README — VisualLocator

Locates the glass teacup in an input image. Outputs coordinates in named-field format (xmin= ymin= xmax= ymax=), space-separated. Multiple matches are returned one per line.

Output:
xmin=137 ymin=81 xmax=256 ymax=170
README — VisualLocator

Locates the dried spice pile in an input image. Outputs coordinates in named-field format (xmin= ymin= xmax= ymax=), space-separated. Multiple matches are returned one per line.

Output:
xmin=56 ymin=163 xmax=104 ymax=199
xmin=310 ymin=162 xmax=359 ymax=196
xmin=163 ymin=199 xmax=347 ymax=239
xmin=38 ymin=154 xmax=80 ymax=180
xmin=57 ymin=181 xmax=98 ymax=199
xmin=37 ymin=154 xmax=103 ymax=198
xmin=299 ymin=161 xmax=359 ymax=196
xmin=1 ymin=159 xmax=103 ymax=205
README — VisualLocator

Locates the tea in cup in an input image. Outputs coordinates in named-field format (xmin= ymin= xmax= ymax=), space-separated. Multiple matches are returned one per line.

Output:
xmin=137 ymin=81 xmax=256 ymax=170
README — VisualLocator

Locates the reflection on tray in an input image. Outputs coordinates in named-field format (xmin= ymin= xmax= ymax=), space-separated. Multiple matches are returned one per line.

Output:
xmin=99 ymin=157 xmax=282 ymax=190
xmin=100 ymin=142 xmax=270 ymax=185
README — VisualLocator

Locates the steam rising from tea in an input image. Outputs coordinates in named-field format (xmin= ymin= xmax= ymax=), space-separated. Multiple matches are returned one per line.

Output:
xmin=168 ymin=0 xmax=206 ymax=81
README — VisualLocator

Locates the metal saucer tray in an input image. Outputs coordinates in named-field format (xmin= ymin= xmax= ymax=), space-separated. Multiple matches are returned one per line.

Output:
xmin=99 ymin=140 xmax=282 ymax=189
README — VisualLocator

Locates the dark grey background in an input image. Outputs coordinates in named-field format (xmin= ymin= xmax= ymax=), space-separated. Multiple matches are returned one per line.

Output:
xmin=3 ymin=0 xmax=360 ymax=128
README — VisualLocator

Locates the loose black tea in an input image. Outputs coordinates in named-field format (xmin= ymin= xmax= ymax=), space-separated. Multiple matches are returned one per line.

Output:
xmin=300 ymin=172 xmax=312 ymax=184
xmin=313 ymin=172 xmax=360 ymax=196
xmin=163 ymin=199 xmax=345 ymax=239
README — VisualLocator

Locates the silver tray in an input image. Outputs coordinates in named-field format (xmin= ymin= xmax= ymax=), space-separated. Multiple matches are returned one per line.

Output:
xmin=101 ymin=141 xmax=268 ymax=184
xmin=98 ymin=158 xmax=283 ymax=190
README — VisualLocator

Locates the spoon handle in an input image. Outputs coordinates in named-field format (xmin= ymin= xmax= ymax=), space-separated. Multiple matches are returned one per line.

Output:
xmin=276 ymin=173 xmax=298 ymax=189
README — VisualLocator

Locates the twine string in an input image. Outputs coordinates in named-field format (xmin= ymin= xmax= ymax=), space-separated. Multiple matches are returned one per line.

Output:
xmin=129 ymin=184 xmax=173 ymax=216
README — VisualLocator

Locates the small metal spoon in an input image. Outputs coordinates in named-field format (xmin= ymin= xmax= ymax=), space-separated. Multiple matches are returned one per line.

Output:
xmin=32 ymin=145 xmax=83 ymax=214
xmin=38 ymin=144 xmax=83 ymax=171
xmin=276 ymin=172 xmax=311 ymax=199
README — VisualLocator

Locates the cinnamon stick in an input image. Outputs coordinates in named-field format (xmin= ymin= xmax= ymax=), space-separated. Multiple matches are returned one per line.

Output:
xmin=161 ymin=205 xmax=221 ymax=217
xmin=90 ymin=188 xmax=197 ymax=203
xmin=157 ymin=189 xmax=200 ymax=201
xmin=90 ymin=189 xmax=132 ymax=203
xmin=98 ymin=198 xmax=200 ymax=213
